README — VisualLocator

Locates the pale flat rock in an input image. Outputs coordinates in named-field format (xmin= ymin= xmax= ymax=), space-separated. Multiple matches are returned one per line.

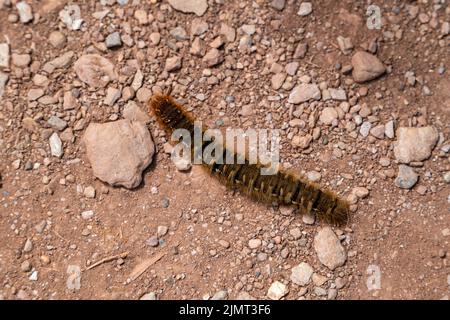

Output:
xmin=83 ymin=119 xmax=155 ymax=189
xmin=290 ymin=262 xmax=314 ymax=286
xmin=351 ymin=51 xmax=386 ymax=83
xmin=393 ymin=126 xmax=439 ymax=163
xmin=320 ymin=107 xmax=338 ymax=125
xmin=314 ymin=227 xmax=347 ymax=270
xmin=0 ymin=43 xmax=10 ymax=68
xmin=43 ymin=51 xmax=74 ymax=73
xmin=168 ymin=0 xmax=208 ymax=17
xmin=74 ymin=54 xmax=117 ymax=88
xmin=122 ymin=101 xmax=151 ymax=124
xmin=288 ymin=83 xmax=321 ymax=104
xmin=267 ymin=281 xmax=288 ymax=300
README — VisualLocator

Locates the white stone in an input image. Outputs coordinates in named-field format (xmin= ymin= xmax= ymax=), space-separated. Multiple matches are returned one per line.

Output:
xmin=290 ymin=262 xmax=314 ymax=286
xmin=267 ymin=281 xmax=288 ymax=300
xmin=49 ymin=132 xmax=63 ymax=158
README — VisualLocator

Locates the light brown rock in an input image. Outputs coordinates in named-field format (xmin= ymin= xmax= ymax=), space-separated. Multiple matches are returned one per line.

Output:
xmin=83 ymin=119 xmax=155 ymax=189
xmin=314 ymin=227 xmax=347 ymax=270
xmin=74 ymin=54 xmax=117 ymax=88
xmin=351 ymin=51 xmax=386 ymax=83
xmin=394 ymin=126 xmax=439 ymax=163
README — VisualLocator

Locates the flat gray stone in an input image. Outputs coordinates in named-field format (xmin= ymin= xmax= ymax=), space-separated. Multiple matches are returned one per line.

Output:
xmin=395 ymin=165 xmax=418 ymax=189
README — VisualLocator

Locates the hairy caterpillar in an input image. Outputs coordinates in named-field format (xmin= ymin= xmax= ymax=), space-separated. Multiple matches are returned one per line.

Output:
xmin=148 ymin=93 xmax=349 ymax=225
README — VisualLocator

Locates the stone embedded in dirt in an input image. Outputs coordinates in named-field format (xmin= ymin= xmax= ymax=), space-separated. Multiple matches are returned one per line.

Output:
xmin=270 ymin=0 xmax=285 ymax=11
xmin=285 ymin=62 xmax=299 ymax=76
xmin=149 ymin=32 xmax=161 ymax=45
xmin=123 ymin=101 xmax=150 ymax=124
xmin=27 ymin=88 xmax=44 ymax=101
xmin=294 ymin=42 xmax=308 ymax=59
xmin=33 ymin=74 xmax=49 ymax=87
xmin=0 ymin=72 xmax=8 ymax=97
xmin=211 ymin=290 xmax=228 ymax=300
xmin=370 ymin=124 xmax=385 ymax=139
xmin=12 ymin=53 xmax=31 ymax=67
xmin=81 ymin=210 xmax=94 ymax=219
xmin=168 ymin=0 xmax=208 ymax=17
xmin=140 ymin=292 xmax=157 ymax=300
xmin=136 ymin=87 xmax=152 ymax=103
xmin=104 ymin=87 xmax=121 ymax=106
xmin=297 ymin=2 xmax=312 ymax=16
xmin=49 ymin=132 xmax=63 ymax=158
xmin=165 ymin=56 xmax=182 ymax=72
xmin=146 ymin=236 xmax=159 ymax=247
xmin=271 ymin=72 xmax=286 ymax=90
xmin=320 ymin=107 xmax=338 ymax=125
xmin=385 ymin=120 xmax=395 ymax=139
xmin=337 ymin=36 xmax=353 ymax=55
xmin=66 ymin=265 xmax=81 ymax=290
xmin=307 ymin=170 xmax=321 ymax=182
xmin=74 ymin=54 xmax=117 ymax=88
xmin=314 ymin=227 xmax=347 ymax=270
xmin=190 ymin=37 xmax=205 ymax=57
xmin=43 ymin=51 xmax=74 ymax=73
xmin=220 ymin=23 xmax=236 ymax=42
xmin=238 ymin=35 xmax=253 ymax=52
xmin=16 ymin=1 xmax=33 ymax=24
xmin=59 ymin=5 xmax=83 ymax=30
xmin=267 ymin=281 xmax=288 ymax=300
xmin=248 ymin=238 xmax=261 ymax=249
xmin=288 ymin=83 xmax=321 ymax=104
xmin=395 ymin=164 xmax=418 ymax=189
xmin=23 ymin=239 xmax=33 ymax=252
xmin=83 ymin=186 xmax=96 ymax=199
xmin=83 ymin=119 xmax=155 ymax=189
xmin=393 ymin=126 xmax=439 ymax=163
xmin=0 ymin=43 xmax=10 ymax=68
xmin=105 ymin=32 xmax=122 ymax=48
xmin=292 ymin=134 xmax=312 ymax=149
xmin=351 ymin=51 xmax=386 ymax=83
xmin=302 ymin=212 xmax=315 ymax=225
xmin=359 ymin=121 xmax=372 ymax=137
xmin=352 ymin=187 xmax=370 ymax=199
xmin=290 ymin=262 xmax=313 ymax=286
xmin=47 ymin=116 xmax=68 ymax=131
xmin=49 ymin=31 xmax=67 ymax=48
xmin=202 ymin=48 xmax=224 ymax=67
xmin=170 ymin=26 xmax=189 ymax=41
xmin=329 ymin=88 xmax=347 ymax=101
xmin=134 ymin=9 xmax=149 ymax=25
xmin=191 ymin=18 xmax=209 ymax=36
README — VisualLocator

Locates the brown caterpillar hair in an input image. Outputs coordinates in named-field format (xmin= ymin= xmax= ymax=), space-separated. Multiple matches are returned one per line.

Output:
xmin=149 ymin=93 xmax=349 ymax=226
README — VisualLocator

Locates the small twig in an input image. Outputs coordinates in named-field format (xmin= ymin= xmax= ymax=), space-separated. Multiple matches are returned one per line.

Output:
xmin=85 ymin=251 xmax=129 ymax=271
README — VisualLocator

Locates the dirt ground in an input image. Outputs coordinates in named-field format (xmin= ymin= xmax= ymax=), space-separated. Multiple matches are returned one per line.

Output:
xmin=0 ymin=0 xmax=449 ymax=300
